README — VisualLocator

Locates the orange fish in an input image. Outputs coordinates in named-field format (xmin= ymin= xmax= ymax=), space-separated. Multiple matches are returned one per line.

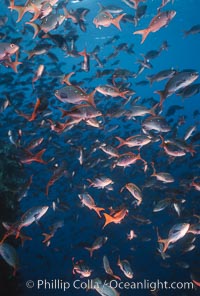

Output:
xmin=103 ymin=208 xmax=128 ymax=229
xmin=134 ymin=10 xmax=176 ymax=43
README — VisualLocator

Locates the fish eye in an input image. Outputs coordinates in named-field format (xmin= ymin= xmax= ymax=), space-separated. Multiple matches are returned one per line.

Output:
xmin=10 ymin=44 xmax=15 ymax=48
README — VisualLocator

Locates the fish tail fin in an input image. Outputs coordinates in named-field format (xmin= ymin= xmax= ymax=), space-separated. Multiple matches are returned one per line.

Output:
xmin=62 ymin=72 xmax=75 ymax=85
xmin=84 ymin=247 xmax=94 ymax=257
xmin=87 ymin=90 xmax=96 ymax=108
xmin=8 ymin=60 xmax=22 ymax=73
xmin=103 ymin=213 xmax=115 ymax=229
xmin=25 ymin=50 xmax=34 ymax=60
xmin=33 ymin=149 xmax=46 ymax=164
xmin=146 ymin=75 xmax=153 ymax=86
xmin=0 ymin=233 xmax=9 ymax=244
xmin=29 ymin=3 xmax=41 ymax=22
xmin=158 ymin=238 xmax=170 ymax=253
xmin=112 ymin=13 xmax=126 ymax=31
xmin=42 ymin=233 xmax=53 ymax=244
xmin=188 ymin=145 xmax=196 ymax=156
xmin=154 ymin=90 xmax=166 ymax=107
xmin=78 ymin=48 xmax=87 ymax=57
xmin=133 ymin=28 xmax=150 ymax=44
xmin=86 ymin=179 xmax=93 ymax=187
xmin=9 ymin=1 xmax=26 ymax=22
xmin=192 ymin=279 xmax=200 ymax=287
xmin=150 ymin=102 xmax=159 ymax=116
xmin=159 ymin=135 xmax=165 ymax=148
xmin=151 ymin=161 xmax=156 ymax=176
xmin=133 ymin=29 xmax=150 ymax=44
xmin=120 ymin=90 xmax=129 ymax=99
xmin=94 ymin=206 xmax=105 ymax=218
xmin=25 ymin=22 xmax=40 ymax=39
xmin=115 ymin=136 xmax=126 ymax=148
xmin=63 ymin=7 xmax=70 ymax=19
xmin=136 ymin=152 xmax=144 ymax=162
xmin=29 ymin=98 xmax=41 ymax=121
xmin=15 ymin=229 xmax=21 ymax=239
xmin=19 ymin=233 xmax=32 ymax=247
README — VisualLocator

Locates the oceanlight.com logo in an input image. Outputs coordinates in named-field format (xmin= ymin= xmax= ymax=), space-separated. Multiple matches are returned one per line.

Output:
xmin=25 ymin=278 xmax=195 ymax=292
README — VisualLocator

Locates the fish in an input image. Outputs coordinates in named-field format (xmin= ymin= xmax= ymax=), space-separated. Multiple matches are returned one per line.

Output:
xmin=55 ymin=86 xmax=96 ymax=106
xmin=87 ymin=176 xmax=114 ymax=189
xmin=0 ymin=42 xmax=19 ymax=60
xmin=42 ymin=220 xmax=64 ymax=246
xmin=129 ymin=0 xmax=146 ymax=10
xmin=26 ymin=13 xmax=65 ymax=38
xmin=157 ymin=0 xmax=174 ymax=12
xmin=155 ymin=70 xmax=199 ymax=106
xmin=90 ymin=278 xmax=120 ymax=296
xmin=142 ymin=116 xmax=171 ymax=133
xmin=78 ymin=193 xmax=105 ymax=218
xmin=184 ymin=24 xmax=200 ymax=37
xmin=176 ymin=83 xmax=200 ymax=98
xmin=153 ymin=198 xmax=172 ymax=212
xmin=0 ymin=243 xmax=19 ymax=276
xmin=184 ymin=125 xmax=197 ymax=141
xmin=117 ymin=256 xmax=134 ymax=279
xmin=113 ymin=152 xmax=147 ymax=169
xmin=115 ymin=134 xmax=151 ymax=149
xmin=9 ymin=0 xmax=58 ymax=23
xmin=0 ymin=206 xmax=49 ymax=243
xmin=32 ymin=64 xmax=44 ymax=86
xmin=103 ymin=255 xmax=121 ymax=280
xmin=78 ymin=48 xmax=90 ymax=72
xmin=127 ymin=230 xmax=137 ymax=240
xmin=20 ymin=148 xmax=47 ymax=164
xmin=17 ymin=175 xmax=33 ymax=202
xmin=98 ymin=3 xmax=123 ymax=14
xmin=146 ymin=69 xmax=177 ymax=85
xmin=84 ymin=236 xmax=108 ymax=257
xmin=121 ymin=183 xmax=143 ymax=206
xmin=103 ymin=207 xmax=128 ymax=229
xmin=59 ymin=105 xmax=102 ymax=121
xmin=93 ymin=11 xmax=126 ymax=31
xmin=134 ymin=10 xmax=176 ymax=43
xmin=72 ymin=258 xmax=92 ymax=278
xmin=96 ymin=84 xmax=129 ymax=99
xmin=99 ymin=144 xmax=119 ymax=158
xmin=158 ymin=223 xmax=190 ymax=253
xmin=46 ymin=162 xmax=68 ymax=196
xmin=151 ymin=162 xmax=174 ymax=183
xmin=125 ymin=104 xmax=158 ymax=118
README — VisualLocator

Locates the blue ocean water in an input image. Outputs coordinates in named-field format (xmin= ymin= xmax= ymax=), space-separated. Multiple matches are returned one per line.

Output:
xmin=0 ymin=0 xmax=200 ymax=295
